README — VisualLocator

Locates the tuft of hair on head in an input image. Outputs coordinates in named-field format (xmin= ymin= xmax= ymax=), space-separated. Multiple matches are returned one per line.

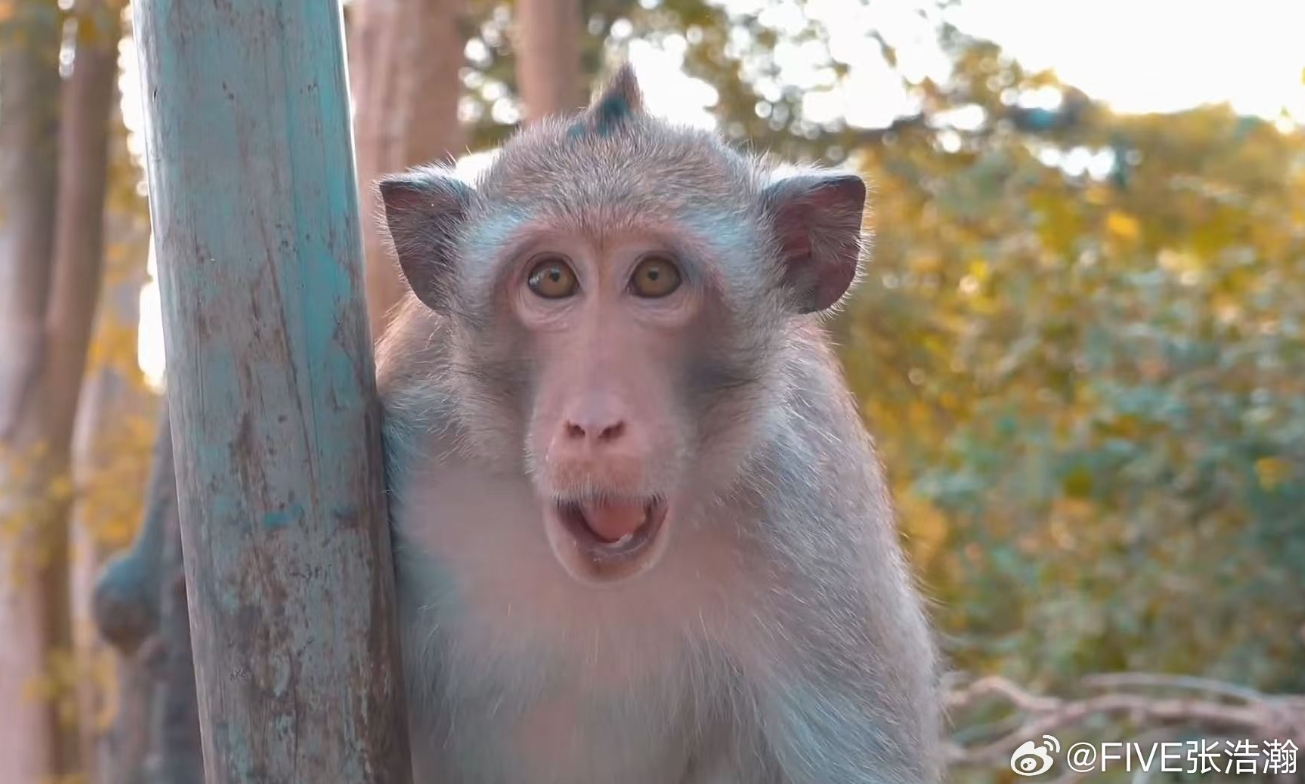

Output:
xmin=572 ymin=63 xmax=645 ymax=138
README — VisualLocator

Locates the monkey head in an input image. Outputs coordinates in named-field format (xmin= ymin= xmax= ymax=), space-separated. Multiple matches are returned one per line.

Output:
xmin=378 ymin=65 xmax=867 ymax=586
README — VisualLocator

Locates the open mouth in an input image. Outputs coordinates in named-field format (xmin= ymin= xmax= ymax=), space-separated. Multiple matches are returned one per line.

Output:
xmin=543 ymin=496 xmax=669 ymax=584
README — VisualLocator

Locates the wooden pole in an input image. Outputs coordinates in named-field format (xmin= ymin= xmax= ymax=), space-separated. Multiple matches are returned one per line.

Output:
xmin=131 ymin=2 xmax=412 ymax=782
xmin=516 ymin=0 xmax=585 ymax=123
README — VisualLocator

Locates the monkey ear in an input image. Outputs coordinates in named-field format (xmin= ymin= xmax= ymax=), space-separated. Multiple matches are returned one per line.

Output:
xmin=378 ymin=168 xmax=474 ymax=313
xmin=577 ymin=63 xmax=644 ymax=136
xmin=761 ymin=173 xmax=867 ymax=314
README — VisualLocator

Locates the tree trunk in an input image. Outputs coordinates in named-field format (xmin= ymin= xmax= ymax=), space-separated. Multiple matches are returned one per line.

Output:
xmin=132 ymin=1 xmax=412 ymax=780
xmin=93 ymin=407 xmax=172 ymax=784
xmin=0 ymin=2 xmax=69 ymax=781
xmin=73 ymin=167 xmax=157 ymax=784
xmin=146 ymin=425 xmax=203 ymax=784
xmin=72 ymin=211 xmax=156 ymax=784
xmin=67 ymin=4 xmax=158 ymax=775
xmin=2 ymin=2 xmax=124 ymax=780
xmin=95 ymin=402 xmax=202 ymax=784
xmin=73 ymin=273 xmax=159 ymax=784
xmin=45 ymin=0 xmax=118 ymax=444
xmin=100 ymin=648 xmax=154 ymax=784
xmin=350 ymin=0 xmax=466 ymax=341
xmin=62 ymin=5 xmax=131 ymax=774
xmin=515 ymin=0 xmax=585 ymax=122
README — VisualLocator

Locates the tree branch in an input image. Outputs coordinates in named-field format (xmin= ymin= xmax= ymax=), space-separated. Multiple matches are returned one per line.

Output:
xmin=946 ymin=673 xmax=1305 ymax=770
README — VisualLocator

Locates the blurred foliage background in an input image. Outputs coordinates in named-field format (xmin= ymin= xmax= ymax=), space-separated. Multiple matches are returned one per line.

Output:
xmin=456 ymin=0 xmax=1305 ymax=692
xmin=0 ymin=0 xmax=1301 ymax=781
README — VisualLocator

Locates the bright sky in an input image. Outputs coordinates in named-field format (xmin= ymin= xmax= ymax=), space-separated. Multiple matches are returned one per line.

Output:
xmin=626 ymin=0 xmax=1305 ymax=128
xmin=953 ymin=0 xmax=1305 ymax=119
xmin=135 ymin=0 xmax=1305 ymax=384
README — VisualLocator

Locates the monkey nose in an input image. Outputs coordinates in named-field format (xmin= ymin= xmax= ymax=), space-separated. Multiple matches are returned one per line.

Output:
xmin=558 ymin=395 xmax=631 ymax=450
xmin=562 ymin=416 xmax=626 ymax=446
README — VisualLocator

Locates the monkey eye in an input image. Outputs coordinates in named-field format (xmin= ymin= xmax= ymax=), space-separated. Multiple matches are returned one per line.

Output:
xmin=526 ymin=256 xmax=579 ymax=299
xmin=629 ymin=255 xmax=682 ymax=298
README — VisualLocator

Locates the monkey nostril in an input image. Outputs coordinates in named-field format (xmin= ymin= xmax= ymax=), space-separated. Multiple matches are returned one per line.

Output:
xmin=597 ymin=421 xmax=625 ymax=442
xmin=562 ymin=419 xmax=626 ymax=445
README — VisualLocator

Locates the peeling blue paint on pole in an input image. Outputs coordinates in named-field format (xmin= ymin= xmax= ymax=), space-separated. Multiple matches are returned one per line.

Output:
xmin=132 ymin=2 xmax=413 ymax=782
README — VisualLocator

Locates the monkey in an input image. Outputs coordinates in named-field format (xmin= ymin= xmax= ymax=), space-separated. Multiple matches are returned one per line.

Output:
xmin=374 ymin=63 xmax=942 ymax=784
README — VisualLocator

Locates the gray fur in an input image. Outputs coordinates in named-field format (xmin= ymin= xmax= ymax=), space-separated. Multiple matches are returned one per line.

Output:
xmin=375 ymin=64 xmax=942 ymax=784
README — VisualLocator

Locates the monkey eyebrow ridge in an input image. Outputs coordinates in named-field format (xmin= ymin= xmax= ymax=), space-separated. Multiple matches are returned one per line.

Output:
xmin=465 ymin=214 xmax=727 ymax=294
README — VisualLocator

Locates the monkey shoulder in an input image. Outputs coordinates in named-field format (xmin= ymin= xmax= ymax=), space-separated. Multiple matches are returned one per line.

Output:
xmin=765 ymin=324 xmax=884 ymax=497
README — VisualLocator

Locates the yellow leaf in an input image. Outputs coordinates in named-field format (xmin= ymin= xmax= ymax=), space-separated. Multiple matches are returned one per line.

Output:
xmin=1254 ymin=457 xmax=1291 ymax=491
xmin=909 ymin=253 xmax=942 ymax=273
xmin=1062 ymin=466 xmax=1093 ymax=498
xmin=1105 ymin=210 xmax=1141 ymax=241
xmin=46 ymin=475 xmax=74 ymax=502
xmin=1084 ymin=184 xmax=1112 ymax=205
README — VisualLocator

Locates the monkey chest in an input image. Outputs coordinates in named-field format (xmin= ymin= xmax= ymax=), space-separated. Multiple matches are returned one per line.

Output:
xmin=392 ymin=480 xmax=751 ymax=783
xmin=405 ymin=615 xmax=706 ymax=784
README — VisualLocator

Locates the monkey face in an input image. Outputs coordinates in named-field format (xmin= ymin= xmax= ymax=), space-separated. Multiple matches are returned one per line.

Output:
xmin=377 ymin=67 xmax=868 ymax=588
xmin=500 ymin=232 xmax=707 ymax=584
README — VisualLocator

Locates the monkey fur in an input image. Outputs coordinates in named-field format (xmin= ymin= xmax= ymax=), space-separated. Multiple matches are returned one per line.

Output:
xmin=375 ymin=64 xmax=942 ymax=784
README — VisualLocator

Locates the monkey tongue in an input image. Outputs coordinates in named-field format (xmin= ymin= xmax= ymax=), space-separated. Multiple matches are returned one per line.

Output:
xmin=578 ymin=499 xmax=648 ymax=544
